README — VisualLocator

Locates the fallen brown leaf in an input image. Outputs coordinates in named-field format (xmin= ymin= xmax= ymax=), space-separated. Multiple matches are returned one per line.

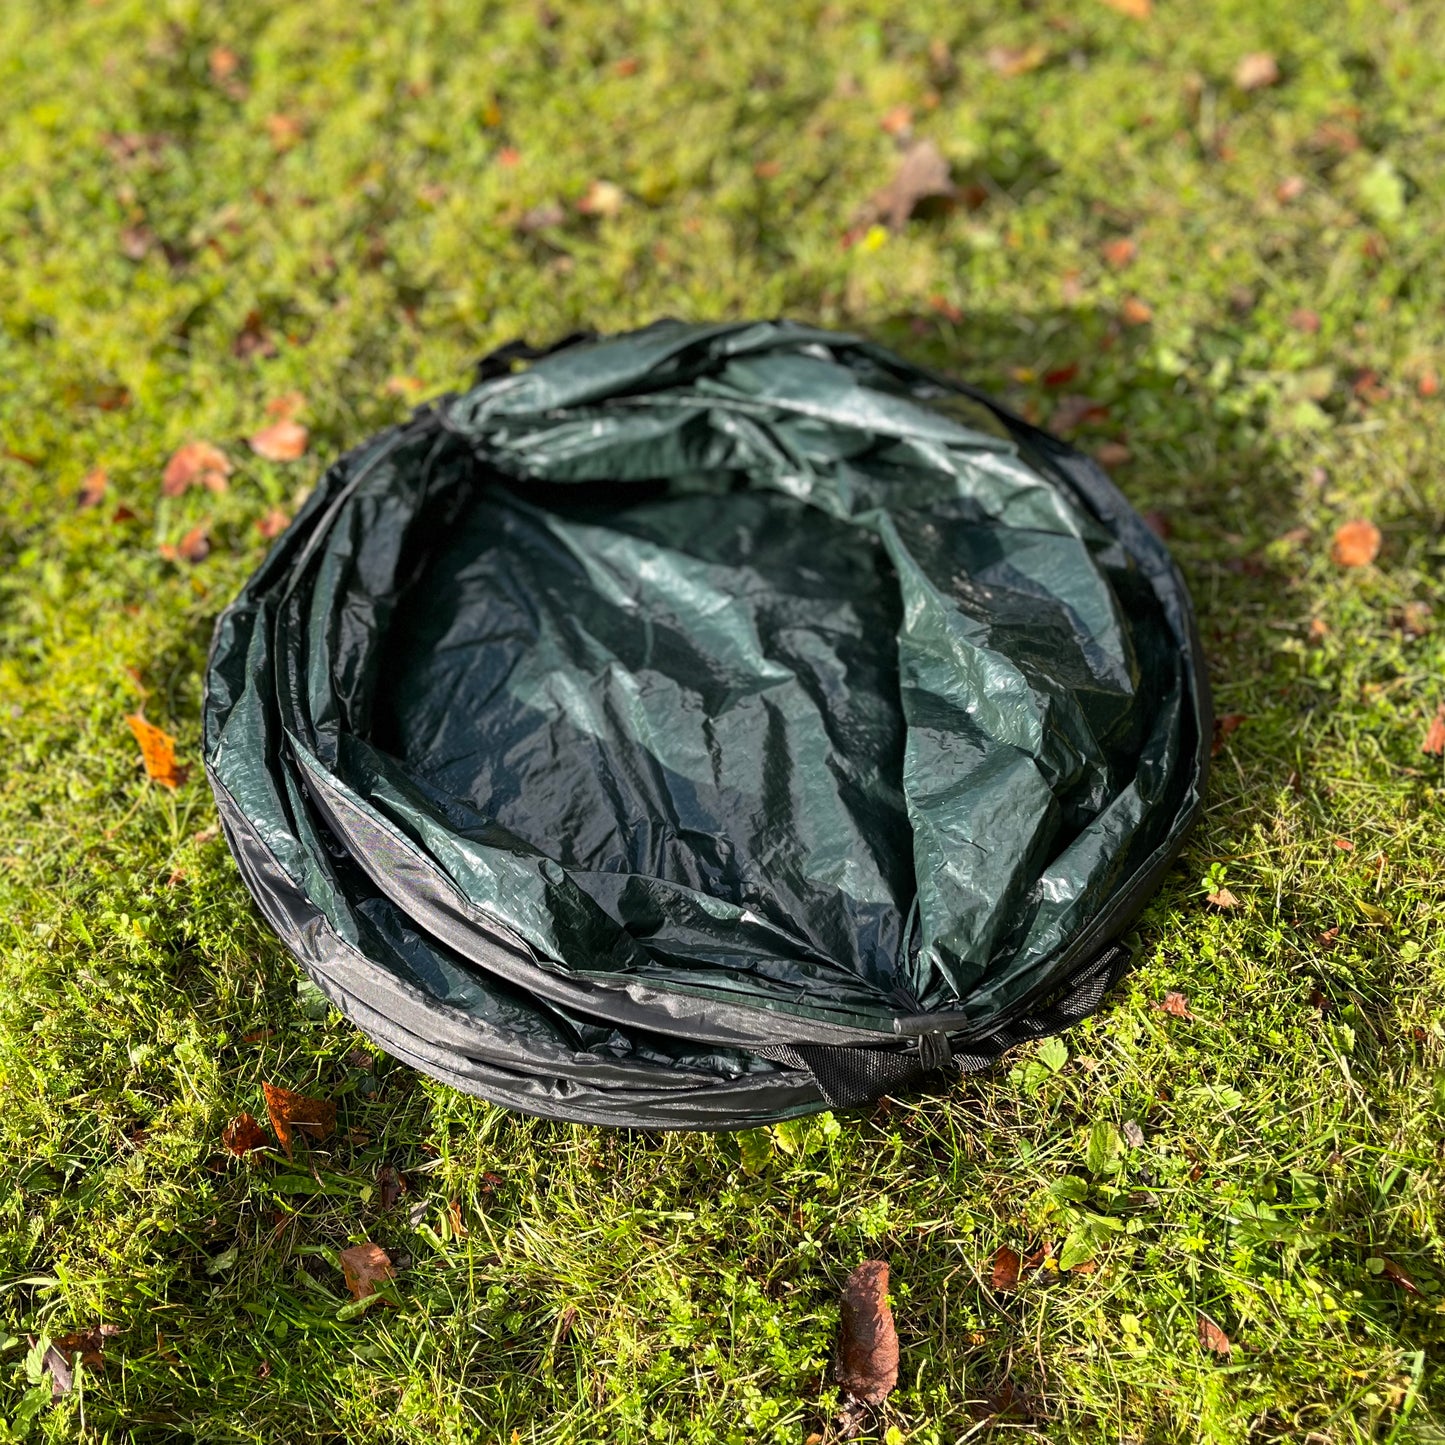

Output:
xmin=1423 ymin=706 xmax=1445 ymax=757
xmin=1380 ymin=1257 xmax=1421 ymax=1295
xmin=209 ymin=46 xmax=240 ymax=82
xmin=378 ymin=1164 xmax=406 ymax=1211
xmin=518 ymin=200 xmax=566 ymax=232
xmin=1352 ymin=368 xmax=1388 ymax=404
xmin=1289 ymin=307 xmax=1321 ymax=333
xmin=990 ymin=1246 xmax=1022 ymax=1293
xmin=1096 ymin=441 xmax=1132 ymax=469
xmin=1207 ymin=887 xmax=1239 ymax=909
xmin=41 ymin=1342 xmax=73 ymax=1399
xmin=1331 ymin=519 xmax=1381 ymax=567
xmin=1042 ymin=362 xmax=1079 ymax=388
xmin=1098 ymin=0 xmax=1151 ymax=15
xmin=338 ymin=1242 xmax=395 ymax=1301
xmin=862 ymin=139 xmax=955 ymax=231
xmin=1101 ymin=236 xmax=1137 ymax=268
xmin=78 ymin=467 xmax=109 ymax=508
xmin=249 ymin=419 xmax=308 ymax=462
xmin=986 ymin=43 xmax=1048 ymax=78
xmin=1143 ymin=509 xmax=1171 ymax=539
xmin=879 ymin=103 xmax=913 ymax=137
xmin=1157 ymin=990 xmax=1194 ymax=1020
xmin=1120 ymin=295 xmax=1153 ymax=326
xmin=159 ymin=523 xmax=210 ymax=565
xmin=1212 ymin=713 xmax=1246 ymax=755
xmin=233 ymin=309 xmax=277 ymax=360
xmin=126 ymin=714 xmax=186 ymax=789
xmin=1308 ymin=616 xmax=1330 ymax=642
xmin=264 ymin=391 xmax=306 ymax=420
xmin=119 ymin=224 xmax=154 ymax=260
xmin=52 ymin=1324 xmax=119 ymax=1372
xmin=257 ymin=508 xmax=290 ymax=540
xmin=984 ymin=1378 xmax=1047 ymax=1422
xmin=1234 ymin=52 xmax=1280 ymax=91
xmin=262 ymin=1081 xmax=336 ymax=1161
xmin=1051 ymin=395 xmax=1109 ymax=433
xmin=266 ymin=114 xmax=304 ymax=152
xmin=1394 ymin=601 xmax=1432 ymax=637
xmin=1419 ymin=370 xmax=1439 ymax=398
xmin=447 ymin=1198 xmax=469 ymax=1238
xmin=836 ymin=1260 xmax=899 ymax=1406
xmin=1198 ymin=1314 xmax=1232 ymax=1356
xmin=577 ymin=179 xmax=625 ymax=218
xmin=1276 ymin=175 xmax=1306 ymax=204
xmin=162 ymin=441 xmax=231 ymax=496
xmin=222 ymin=1112 xmax=268 ymax=1156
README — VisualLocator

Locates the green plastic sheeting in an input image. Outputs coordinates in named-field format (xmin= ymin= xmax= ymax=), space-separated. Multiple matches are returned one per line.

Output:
xmin=204 ymin=320 xmax=1209 ymax=1128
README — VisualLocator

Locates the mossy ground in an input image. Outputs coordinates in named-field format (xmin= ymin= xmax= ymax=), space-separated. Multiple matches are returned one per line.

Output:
xmin=1 ymin=2 xmax=1443 ymax=1441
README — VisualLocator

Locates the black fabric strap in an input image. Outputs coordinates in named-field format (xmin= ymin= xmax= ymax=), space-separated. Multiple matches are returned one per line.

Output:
xmin=761 ymin=944 xmax=1131 ymax=1110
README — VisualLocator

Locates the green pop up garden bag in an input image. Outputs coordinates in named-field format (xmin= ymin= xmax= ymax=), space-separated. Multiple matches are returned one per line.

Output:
xmin=204 ymin=321 xmax=1209 ymax=1128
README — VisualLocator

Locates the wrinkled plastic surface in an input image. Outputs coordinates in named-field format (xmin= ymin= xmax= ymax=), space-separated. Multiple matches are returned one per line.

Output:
xmin=204 ymin=321 xmax=1208 ymax=1128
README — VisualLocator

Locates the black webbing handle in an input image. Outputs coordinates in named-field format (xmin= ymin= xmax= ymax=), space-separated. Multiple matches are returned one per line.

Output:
xmin=762 ymin=944 xmax=1132 ymax=1110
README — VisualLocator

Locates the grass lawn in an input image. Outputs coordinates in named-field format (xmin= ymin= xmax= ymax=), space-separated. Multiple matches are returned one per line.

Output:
xmin=2 ymin=0 xmax=1444 ymax=1439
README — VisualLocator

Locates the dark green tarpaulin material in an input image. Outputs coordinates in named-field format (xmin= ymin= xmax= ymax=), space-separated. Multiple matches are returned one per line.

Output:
xmin=204 ymin=320 xmax=1209 ymax=1129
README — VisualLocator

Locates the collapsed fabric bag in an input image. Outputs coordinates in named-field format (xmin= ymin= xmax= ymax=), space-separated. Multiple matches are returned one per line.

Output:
xmin=204 ymin=320 xmax=1210 ymax=1129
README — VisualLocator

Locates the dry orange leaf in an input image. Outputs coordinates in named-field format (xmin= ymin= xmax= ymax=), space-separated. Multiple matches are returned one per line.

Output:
xmin=257 ymin=508 xmax=290 ymax=540
xmin=78 ymin=467 xmax=109 ymax=508
xmin=209 ymin=46 xmax=240 ymax=82
xmin=162 ymin=441 xmax=231 ymax=496
xmin=836 ymin=1260 xmax=898 ymax=1406
xmin=1380 ymin=1257 xmax=1421 ymax=1295
xmin=339 ymin=1242 xmax=395 ymax=1301
xmin=447 ymin=1198 xmax=469 ymax=1239
xmin=161 ymin=522 xmax=211 ymax=565
xmin=262 ymin=1081 xmax=336 ymax=1160
xmin=264 ymin=391 xmax=306 ymax=421
xmin=1331 ymin=519 xmax=1381 ymax=567
xmin=126 ymin=714 xmax=187 ymax=789
xmin=1120 ymin=296 xmax=1153 ymax=326
xmin=1423 ymin=706 xmax=1445 ymax=757
xmin=1099 ymin=0 xmax=1151 ymax=16
xmin=879 ymin=103 xmax=913 ymax=137
xmin=1198 ymin=1315 xmax=1232 ymax=1356
xmin=1158 ymin=990 xmax=1194 ymax=1020
xmin=179 ymin=523 xmax=211 ymax=563
xmin=266 ymin=113 xmax=304 ymax=151
xmin=249 ymin=420 xmax=308 ymax=462
xmin=986 ymin=44 xmax=1048 ymax=78
xmin=1102 ymin=236 xmax=1137 ymax=268
xmin=1207 ymin=887 xmax=1239 ymax=909
xmin=1096 ymin=441 xmax=1132 ymax=469
xmin=1212 ymin=713 xmax=1246 ymax=756
xmin=1234 ymin=52 xmax=1280 ymax=91
xmin=862 ymin=139 xmax=955 ymax=231
xmin=577 ymin=179 xmax=625 ymax=218
xmin=222 ymin=1112 xmax=268 ymax=1156
xmin=990 ymin=1246 xmax=1022 ymax=1292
